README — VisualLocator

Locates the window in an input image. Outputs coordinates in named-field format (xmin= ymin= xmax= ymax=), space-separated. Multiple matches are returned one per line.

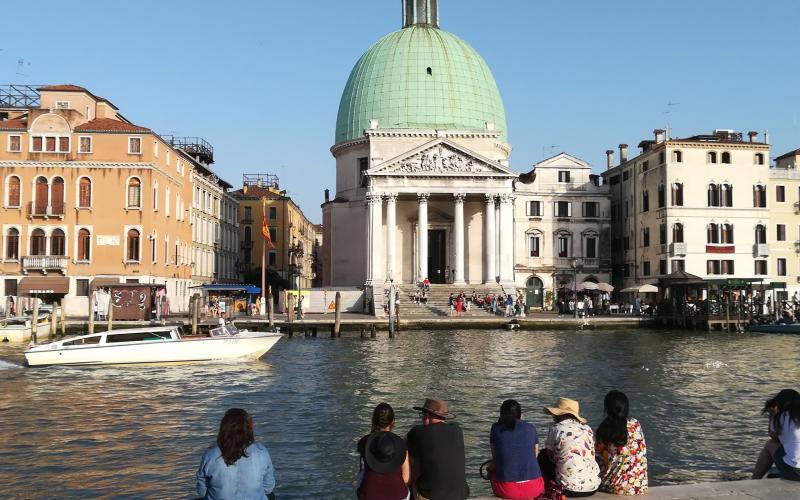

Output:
xmin=659 ymin=152 xmax=665 ymax=164
xmin=707 ymin=260 xmax=734 ymax=275
xmin=34 ymin=176 xmax=48 ymax=214
xmin=526 ymin=201 xmax=542 ymax=217
xmin=623 ymin=264 xmax=631 ymax=277
xmin=128 ymin=137 xmax=142 ymax=154
xmin=358 ymin=157 xmax=369 ymax=188
xmin=753 ymin=185 xmax=767 ymax=207
xmin=707 ymin=184 xmax=721 ymax=207
xmin=5 ymin=228 xmax=19 ymax=260
xmin=777 ymin=224 xmax=786 ymax=241
xmin=558 ymin=171 xmax=571 ymax=183
xmin=78 ymin=177 xmax=91 ymax=208
xmin=585 ymin=237 xmax=597 ymax=258
xmin=642 ymin=160 xmax=650 ymax=172
xmin=151 ymin=236 xmax=157 ymax=263
xmin=127 ymin=229 xmax=140 ymax=261
xmin=554 ymin=201 xmax=571 ymax=217
xmin=721 ymin=152 xmax=731 ymax=164
xmin=671 ymin=259 xmax=685 ymax=273
xmin=244 ymin=226 xmax=252 ymax=243
xmin=659 ymin=223 xmax=667 ymax=245
xmin=582 ymin=202 xmax=598 ymax=218
xmin=755 ymin=153 xmax=765 ymax=165
xmin=51 ymin=177 xmax=64 ymax=215
xmin=707 ymin=223 xmax=720 ymax=244
xmin=672 ymin=182 xmax=684 ymax=206
xmin=8 ymin=135 xmax=21 ymax=152
xmin=777 ymin=258 xmax=787 ymax=276
xmin=673 ymin=150 xmax=683 ymax=163
xmin=776 ymin=185 xmax=786 ymax=202
xmin=153 ymin=185 xmax=158 ymax=210
xmin=609 ymin=175 xmax=619 ymax=186
xmin=243 ymin=206 xmax=252 ymax=221
xmin=642 ymin=228 xmax=650 ymax=247
xmin=755 ymin=260 xmax=767 ymax=275
xmin=77 ymin=228 xmax=91 ymax=261
xmin=127 ymin=178 xmax=141 ymax=208
xmin=268 ymin=251 xmax=277 ymax=266
xmin=557 ymin=235 xmax=569 ymax=258
xmin=78 ymin=136 xmax=92 ymax=153
xmin=657 ymin=184 xmax=665 ymax=208
xmin=165 ymin=188 xmax=170 ymax=217
xmin=56 ymin=101 xmax=70 ymax=109
xmin=622 ymin=170 xmax=630 ymax=181
xmin=720 ymin=224 xmax=734 ymax=244
xmin=529 ymin=235 xmax=540 ymax=257
xmin=708 ymin=152 xmax=718 ymax=164
xmin=107 ymin=331 xmax=168 ymax=343
xmin=30 ymin=135 xmax=69 ymax=153
xmin=672 ymin=223 xmax=684 ymax=243
xmin=722 ymin=260 xmax=734 ymax=275
xmin=7 ymin=176 xmax=20 ymax=206
xmin=642 ymin=191 xmax=649 ymax=212
xmin=624 ymin=235 xmax=630 ymax=250
xmin=269 ymin=206 xmax=277 ymax=220
xmin=30 ymin=229 xmax=46 ymax=256
xmin=269 ymin=227 xmax=277 ymax=245
xmin=76 ymin=279 xmax=90 ymax=297
xmin=50 ymin=229 xmax=65 ymax=256
xmin=721 ymin=185 xmax=733 ymax=207
xmin=5 ymin=278 xmax=18 ymax=296
xmin=32 ymin=136 xmax=43 ymax=151
xmin=659 ymin=259 xmax=667 ymax=275
xmin=642 ymin=261 xmax=651 ymax=276
xmin=755 ymin=224 xmax=767 ymax=244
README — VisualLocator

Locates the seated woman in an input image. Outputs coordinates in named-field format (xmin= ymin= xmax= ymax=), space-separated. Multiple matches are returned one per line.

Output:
xmin=753 ymin=389 xmax=800 ymax=481
xmin=540 ymin=397 xmax=600 ymax=498
xmin=357 ymin=403 xmax=410 ymax=500
xmin=595 ymin=391 xmax=648 ymax=495
xmin=197 ymin=408 xmax=276 ymax=500
xmin=489 ymin=399 xmax=544 ymax=500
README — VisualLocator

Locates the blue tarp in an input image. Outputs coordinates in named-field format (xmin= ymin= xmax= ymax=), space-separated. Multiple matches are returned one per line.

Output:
xmin=189 ymin=284 xmax=261 ymax=294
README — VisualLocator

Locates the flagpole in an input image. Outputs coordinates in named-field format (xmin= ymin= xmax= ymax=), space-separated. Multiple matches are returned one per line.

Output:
xmin=260 ymin=197 xmax=267 ymax=316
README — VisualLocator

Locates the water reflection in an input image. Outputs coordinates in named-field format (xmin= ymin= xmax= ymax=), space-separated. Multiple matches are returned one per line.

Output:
xmin=0 ymin=329 xmax=799 ymax=498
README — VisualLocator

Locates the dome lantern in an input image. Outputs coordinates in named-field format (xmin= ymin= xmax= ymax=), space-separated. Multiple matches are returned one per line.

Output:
xmin=403 ymin=0 xmax=439 ymax=29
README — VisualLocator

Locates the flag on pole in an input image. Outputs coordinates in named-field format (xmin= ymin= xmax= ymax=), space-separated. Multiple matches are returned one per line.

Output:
xmin=262 ymin=200 xmax=275 ymax=248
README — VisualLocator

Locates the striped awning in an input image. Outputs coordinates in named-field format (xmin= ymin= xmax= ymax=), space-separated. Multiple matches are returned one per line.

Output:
xmin=18 ymin=276 xmax=69 ymax=295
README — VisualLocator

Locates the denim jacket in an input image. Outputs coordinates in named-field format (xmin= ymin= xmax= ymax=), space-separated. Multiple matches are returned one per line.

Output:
xmin=197 ymin=442 xmax=276 ymax=499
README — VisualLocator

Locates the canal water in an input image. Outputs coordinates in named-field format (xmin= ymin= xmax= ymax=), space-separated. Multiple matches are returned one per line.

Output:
xmin=0 ymin=328 xmax=798 ymax=499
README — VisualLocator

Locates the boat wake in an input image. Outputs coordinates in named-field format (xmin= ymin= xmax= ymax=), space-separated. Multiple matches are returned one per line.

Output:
xmin=0 ymin=359 xmax=24 ymax=370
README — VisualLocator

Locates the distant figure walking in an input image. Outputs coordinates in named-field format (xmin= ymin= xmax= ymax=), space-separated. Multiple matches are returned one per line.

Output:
xmin=197 ymin=408 xmax=276 ymax=500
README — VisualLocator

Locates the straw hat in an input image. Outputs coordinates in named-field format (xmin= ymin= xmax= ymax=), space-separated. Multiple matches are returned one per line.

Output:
xmin=543 ymin=397 xmax=587 ymax=424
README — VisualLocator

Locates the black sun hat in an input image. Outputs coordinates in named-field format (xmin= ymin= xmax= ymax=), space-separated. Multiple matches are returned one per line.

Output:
xmin=364 ymin=431 xmax=407 ymax=474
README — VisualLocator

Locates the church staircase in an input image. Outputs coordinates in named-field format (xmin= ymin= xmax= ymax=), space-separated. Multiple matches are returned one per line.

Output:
xmin=388 ymin=284 xmax=511 ymax=317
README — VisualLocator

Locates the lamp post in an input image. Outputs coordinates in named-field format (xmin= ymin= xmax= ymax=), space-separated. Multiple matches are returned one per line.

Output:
xmin=288 ymin=240 xmax=304 ymax=320
xmin=571 ymin=257 xmax=583 ymax=319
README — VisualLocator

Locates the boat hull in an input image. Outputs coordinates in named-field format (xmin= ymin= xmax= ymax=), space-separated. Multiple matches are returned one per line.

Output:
xmin=748 ymin=324 xmax=800 ymax=334
xmin=1 ymin=320 xmax=50 ymax=343
xmin=24 ymin=333 xmax=281 ymax=367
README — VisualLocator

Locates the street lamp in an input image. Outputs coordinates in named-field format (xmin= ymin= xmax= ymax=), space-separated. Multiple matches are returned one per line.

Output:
xmin=571 ymin=257 xmax=583 ymax=319
xmin=288 ymin=240 xmax=304 ymax=320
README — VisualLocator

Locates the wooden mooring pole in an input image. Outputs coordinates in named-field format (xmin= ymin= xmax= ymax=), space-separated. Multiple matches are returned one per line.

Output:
xmin=4 ymin=296 xmax=11 ymax=318
xmin=370 ymin=323 xmax=376 ymax=339
xmin=31 ymin=300 xmax=39 ymax=343
xmin=191 ymin=293 xmax=200 ymax=336
xmin=59 ymin=298 xmax=66 ymax=338
xmin=48 ymin=301 xmax=57 ymax=339
xmin=267 ymin=286 xmax=274 ymax=328
xmin=332 ymin=292 xmax=341 ymax=338
xmin=107 ymin=296 xmax=114 ymax=332
xmin=88 ymin=293 xmax=95 ymax=335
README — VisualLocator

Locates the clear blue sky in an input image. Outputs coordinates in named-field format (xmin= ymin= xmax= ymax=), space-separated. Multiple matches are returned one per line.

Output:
xmin=4 ymin=1 xmax=799 ymax=223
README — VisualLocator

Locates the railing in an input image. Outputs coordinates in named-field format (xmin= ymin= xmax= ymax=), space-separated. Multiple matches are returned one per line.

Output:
xmin=670 ymin=242 xmax=687 ymax=256
xmin=162 ymin=135 xmax=214 ymax=164
xmin=27 ymin=202 xmax=65 ymax=218
xmin=753 ymin=243 xmax=769 ymax=257
xmin=22 ymin=255 xmax=68 ymax=274
xmin=554 ymin=258 xmax=610 ymax=269
xmin=769 ymin=168 xmax=800 ymax=180
xmin=241 ymin=217 xmax=254 ymax=224
xmin=0 ymin=85 xmax=41 ymax=108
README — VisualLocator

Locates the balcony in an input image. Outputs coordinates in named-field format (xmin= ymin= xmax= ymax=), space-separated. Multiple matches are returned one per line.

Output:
xmin=241 ymin=217 xmax=254 ymax=225
xmin=554 ymin=258 xmax=610 ymax=269
xmin=27 ymin=202 xmax=65 ymax=219
xmin=162 ymin=135 xmax=214 ymax=164
xmin=656 ymin=244 xmax=667 ymax=255
xmin=22 ymin=255 xmax=68 ymax=275
xmin=753 ymin=243 xmax=769 ymax=257
xmin=670 ymin=242 xmax=687 ymax=256
xmin=241 ymin=241 xmax=253 ymax=250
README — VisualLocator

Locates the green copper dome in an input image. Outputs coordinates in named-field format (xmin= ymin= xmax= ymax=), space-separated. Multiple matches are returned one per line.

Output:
xmin=335 ymin=25 xmax=507 ymax=144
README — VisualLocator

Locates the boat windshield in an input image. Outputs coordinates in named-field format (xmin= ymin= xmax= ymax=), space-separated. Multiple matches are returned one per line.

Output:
xmin=209 ymin=325 xmax=240 ymax=337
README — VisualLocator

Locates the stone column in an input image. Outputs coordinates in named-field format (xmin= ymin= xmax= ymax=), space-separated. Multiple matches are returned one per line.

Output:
xmin=365 ymin=192 xmax=383 ymax=284
xmin=417 ymin=193 xmax=429 ymax=281
xmin=453 ymin=193 xmax=466 ymax=284
xmin=385 ymin=193 xmax=397 ymax=281
xmin=484 ymin=194 xmax=496 ymax=283
xmin=498 ymin=194 xmax=514 ymax=283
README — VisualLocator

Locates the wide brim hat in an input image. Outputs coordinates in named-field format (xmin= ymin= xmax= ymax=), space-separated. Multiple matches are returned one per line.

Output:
xmin=544 ymin=397 xmax=587 ymax=424
xmin=364 ymin=431 xmax=406 ymax=474
xmin=413 ymin=398 xmax=456 ymax=420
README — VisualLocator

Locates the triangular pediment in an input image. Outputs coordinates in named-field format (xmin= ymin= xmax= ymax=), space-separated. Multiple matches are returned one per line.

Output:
xmin=534 ymin=152 xmax=590 ymax=170
xmin=368 ymin=139 xmax=515 ymax=177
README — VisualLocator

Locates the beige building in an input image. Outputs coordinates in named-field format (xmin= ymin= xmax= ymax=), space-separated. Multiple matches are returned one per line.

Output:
xmin=602 ymin=128 xmax=771 ymax=292
xmin=514 ymin=153 xmax=611 ymax=309
xmin=770 ymin=149 xmax=800 ymax=298
xmin=0 ymin=84 xmax=197 ymax=315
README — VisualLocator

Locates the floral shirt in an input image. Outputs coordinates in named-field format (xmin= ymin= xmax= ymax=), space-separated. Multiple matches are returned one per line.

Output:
xmin=596 ymin=418 xmax=648 ymax=495
xmin=545 ymin=419 xmax=601 ymax=493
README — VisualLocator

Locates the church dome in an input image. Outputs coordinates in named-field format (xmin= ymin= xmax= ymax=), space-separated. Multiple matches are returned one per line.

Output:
xmin=335 ymin=25 xmax=507 ymax=144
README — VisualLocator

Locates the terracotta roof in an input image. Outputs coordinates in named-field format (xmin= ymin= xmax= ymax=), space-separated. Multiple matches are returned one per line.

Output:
xmin=74 ymin=118 xmax=150 ymax=133
xmin=38 ymin=84 xmax=90 ymax=92
xmin=0 ymin=118 xmax=27 ymax=130
xmin=774 ymin=149 xmax=800 ymax=162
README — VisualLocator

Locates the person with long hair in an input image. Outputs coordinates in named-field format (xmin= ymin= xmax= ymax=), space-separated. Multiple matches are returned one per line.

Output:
xmin=488 ymin=399 xmax=544 ymax=499
xmin=595 ymin=391 xmax=648 ymax=495
xmin=197 ymin=408 xmax=276 ymax=500
xmin=356 ymin=403 xmax=410 ymax=500
xmin=753 ymin=389 xmax=800 ymax=480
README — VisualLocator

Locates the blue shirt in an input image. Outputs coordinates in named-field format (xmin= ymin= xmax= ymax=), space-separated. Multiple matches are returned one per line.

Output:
xmin=490 ymin=420 xmax=541 ymax=483
xmin=197 ymin=442 xmax=276 ymax=500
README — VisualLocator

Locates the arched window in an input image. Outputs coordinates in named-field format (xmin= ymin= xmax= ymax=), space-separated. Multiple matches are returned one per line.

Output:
xmin=707 ymin=184 xmax=721 ymax=207
xmin=127 ymin=228 xmax=140 ymax=261
xmin=244 ymin=226 xmax=252 ymax=243
xmin=721 ymin=184 xmax=733 ymax=207
xmin=672 ymin=223 xmax=684 ymax=243
xmin=671 ymin=182 xmax=684 ymax=206
xmin=753 ymin=185 xmax=767 ymax=207
xmin=657 ymin=183 xmax=666 ymax=208
xmin=673 ymin=150 xmax=683 ymax=163
xmin=707 ymin=223 xmax=720 ymax=244
xmin=721 ymin=223 xmax=734 ymax=244
xmin=708 ymin=152 xmax=718 ymax=164
xmin=78 ymin=177 xmax=91 ymax=208
xmin=5 ymin=228 xmax=19 ymax=260
xmin=755 ymin=153 xmax=765 ymax=165
xmin=7 ymin=176 xmax=21 ymax=207
xmin=78 ymin=228 xmax=91 ymax=261
xmin=755 ymin=224 xmax=767 ymax=244
xmin=30 ymin=228 xmax=46 ymax=255
xmin=50 ymin=228 xmax=65 ymax=256
xmin=51 ymin=177 xmax=64 ymax=215
xmin=127 ymin=178 xmax=141 ymax=208
xmin=642 ymin=190 xmax=649 ymax=212
xmin=721 ymin=152 xmax=731 ymax=164
xmin=34 ymin=176 xmax=48 ymax=214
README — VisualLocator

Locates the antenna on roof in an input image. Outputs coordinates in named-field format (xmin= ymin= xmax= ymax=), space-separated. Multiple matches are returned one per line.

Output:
xmin=542 ymin=145 xmax=560 ymax=159
xmin=664 ymin=101 xmax=679 ymax=140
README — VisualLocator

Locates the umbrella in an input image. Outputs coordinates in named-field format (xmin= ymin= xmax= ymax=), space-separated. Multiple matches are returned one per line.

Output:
xmin=582 ymin=282 xmax=600 ymax=291
xmin=563 ymin=282 xmax=585 ymax=292
xmin=596 ymin=282 xmax=614 ymax=292
xmin=621 ymin=284 xmax=659 ymax=293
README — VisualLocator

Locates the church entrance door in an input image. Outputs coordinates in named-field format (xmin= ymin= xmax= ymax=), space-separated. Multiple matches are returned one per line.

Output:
xmin=428 ymin=229 xmax=447 ymax=284
xmin=526 ymin=276 xmax=544 ymax=308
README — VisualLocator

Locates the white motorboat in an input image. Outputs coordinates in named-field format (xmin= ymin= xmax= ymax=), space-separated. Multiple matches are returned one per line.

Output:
xmin=1 ymin=316 xmax=51 ymax=343
xmin=24 ymin=324 xmax=281 ymax=367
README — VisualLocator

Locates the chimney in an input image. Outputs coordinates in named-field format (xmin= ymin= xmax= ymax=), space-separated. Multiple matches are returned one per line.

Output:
xmin=605 ymin=149 xmax=615 ymax=169
xmin=748 ymin=131 xmax=758 ymax=143
xmin=619 ymin=144 xmax=629 ymax=163
xmin=764 ymin=130 xmax=770 ymax=145
xmin=324 ymin=189 xmax=330 ymax=203
xmin=654 ymin=129 xmax=665 ymax=143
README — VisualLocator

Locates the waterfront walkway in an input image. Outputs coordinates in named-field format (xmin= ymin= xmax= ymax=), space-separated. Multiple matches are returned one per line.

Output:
xmin=472 ymin=478 xmax=798 ymax=499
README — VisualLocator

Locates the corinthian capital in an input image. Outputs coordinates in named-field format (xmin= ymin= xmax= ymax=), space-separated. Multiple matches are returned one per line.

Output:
xmin=417 ymin=192 xmax=430 ymax=202
xmin=453 ymin=193 xmax=466 ymax=203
